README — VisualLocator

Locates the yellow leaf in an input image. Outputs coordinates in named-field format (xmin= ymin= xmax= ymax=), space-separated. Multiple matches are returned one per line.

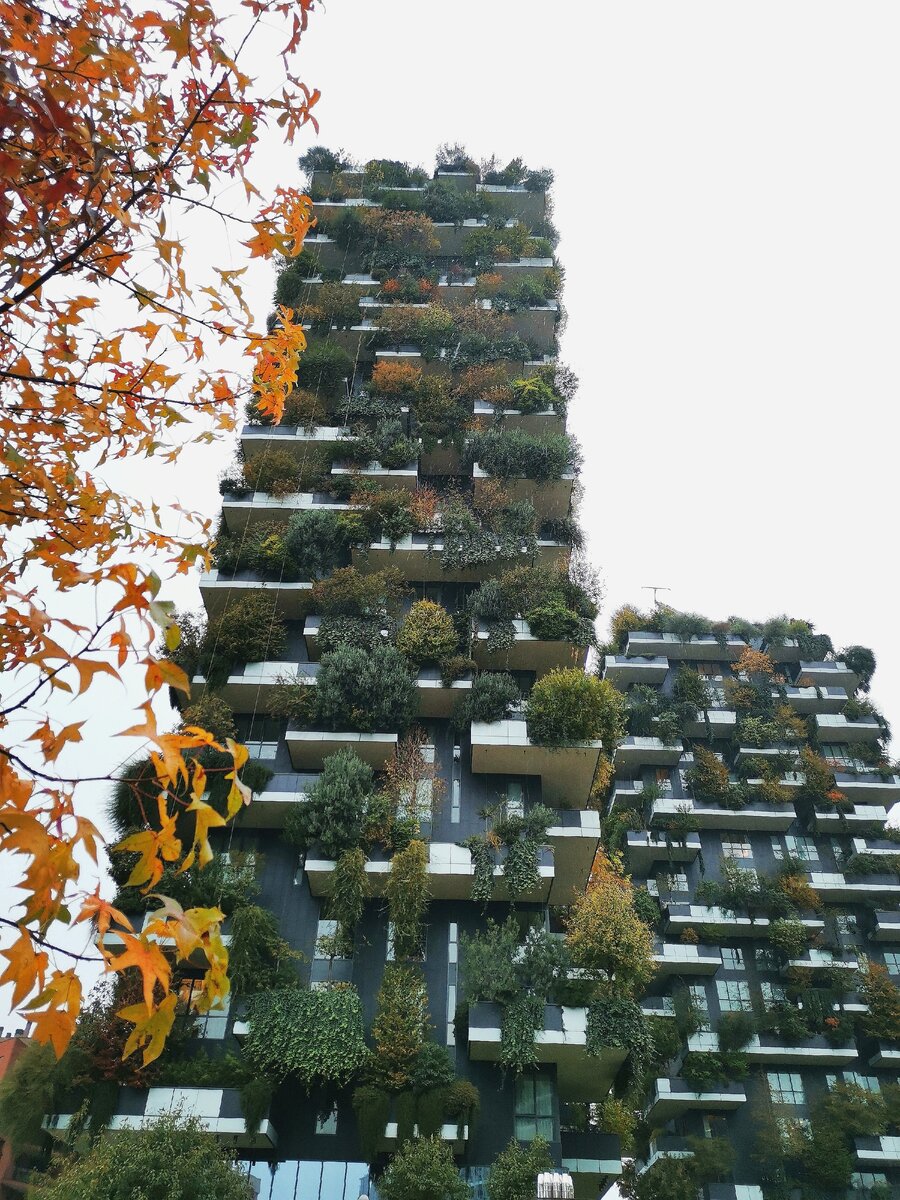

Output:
xmin=119 ymin=994 xmax=177 ymax=1066
xmin=178 ymin=798 xmax=226 ymax=873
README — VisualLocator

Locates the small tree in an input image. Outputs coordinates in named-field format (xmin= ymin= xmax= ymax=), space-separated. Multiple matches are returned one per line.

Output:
xmin=371 ymin=965 xmax=430 ymax=1090
xmin=315 ymin=644 xmax=417 ymax=731
xmin=39 ymin=1113 xmax=254 ymax=1200
xmin=386 ymin=839 xmax=431 ymax=959
xmin=487 ymin=1137 xmax=552 ymax=1200
xmin=377 ymin=1136 xmax=468 ymax=1200
xmin=283 ymin=748 xmax=374 ymax=858
xmin=282 ymin=509 xmax=347 ymax=578
xmin=565 ymin=864 xmax=655 ymax=996
xmin=526 ymin=669 xmax=625 ymax=747
xmin=861 ymin=961 xmax=900 ymax=1043
xmin=397 ymin=600 xmax=458 ymax=663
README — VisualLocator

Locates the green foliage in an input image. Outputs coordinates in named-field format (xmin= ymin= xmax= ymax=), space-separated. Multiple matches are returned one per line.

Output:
xmin=243 ymin=985 xmax=368 ymax=1086
xmin=386 ymin=839 xmax=431 ymax=959
xmin=685 ymin=745 xmax=730 ymax=800
xmin=179 ymin=694 xmax=237 ymax=741
xmin=461 ymin=919 xmax=520 ymax=1004
xmin=409 ymin=1042 xmax=456 ymax=1094
xmin=239 ymin=1077 xmax=274 ymax=1136
xmin=499 ymin=993 xmax=543 ymax=1071
xmin=377 ymin=1135 xmax=468 ymax=1200
xmin=328 ymin=847 xmax=370 ymax=948
xmin=0 ymin=1041 xmax=59 ymax=1152
xmin=526 ymin=669 xmax=625 ymax=748
xmin=861 ymin=961 xmax=900 ymax=1043
xmin=680 ymin=1050 xmax=748 ymax=1090
xmin=315 ymin=643 xmax=417 ymax=732
xmin=311 ymin=565 xmax=407 ymax=617
xmin=565 ymin=867 xmax=656 ymax=996
xmin=461 ymin=835 xmax=495 ymax=906
xmin=224 ymin=903 xmax=299 ymax=996
xmin=768 ymin=918 xmax=809 ymax=960
xmin=370 ymin=965 xmax=429 ymax=1090
xmin=281 ymin=508 xmax=347 ymax=579
xmin=717 ymin=1010 xmax=756 ymax=1051
xmin=294 ymin=340 xmax=354 ymax=396
xmin=283 ymin=747 xmax=375 ymax=858
xmin=455 ymin=671 xmax=520 ymax=727
xmin=171 ymin=593 xmax=285 ymax=687
xmin=466 ymin=428 xmax=580 ymax=481
xmin=487 ymin=1137 xmax=553 ymax=1200
xmin=38 ymin=1113 xmax=254 ymax=1200
xmin=352 ymin=1084 xmax=391 ymax=1162
xmin=842 ymin=644 xmax=876 ymax=691
xmin=586 ymin=998 xmax=653 ymax=1079
xmin=525 ymin=600 xmax=593 ymax=645
xmin=396 ymin=600 xmax=458 ymax=663
xmin=497 ymin=804 xmax=553 ymax=903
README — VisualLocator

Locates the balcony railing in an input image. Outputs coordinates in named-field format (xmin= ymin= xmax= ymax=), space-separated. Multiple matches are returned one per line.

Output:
xmin=470 ymin=718 xmax=602 ymax=806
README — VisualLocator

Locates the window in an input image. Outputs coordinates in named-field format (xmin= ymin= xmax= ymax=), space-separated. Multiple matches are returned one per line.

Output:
xmin=756 ymin=948 xmax=780 ymax=972
xmin=722 ymin=839 xmax=752 ymax=859
xmin=688 ymin=983 xmax=710 ymax=1030
xmin=662 ymin=871 xmax=689 ymax=893
xmin=761 ymin=982 xmax=787 ymax=1006
xmin=772 ymin=835 xmax=819 ymax=862
xmin=826 ymin=1072 xmax=880 ymax=1093
xmin=883 ymin=952 xmax=900 ymax=975
xmin=244 ymin=715 xmax=281 ymax=760
xmin=655 ymin=768 xmax=673 ymax=794
xmin=195 ymin=995 xmax=230 ymax=1040
xmin=717 ymin=980 xmax=752 ymax=1012
xmin=504 ymin=782 xmax=524 ymax=819
xmin=836 ymin=915 xmax=857 ymax=935
xmin=721 ymin=947 xmax=744 ymax=970
xmin=515 ymin=1075 xmax=554 ymax=1142
xmin=768 ymin=1072 xmax=805 ymax=1105
xmin=315 ymin=1107 xmax=338 ymax=1135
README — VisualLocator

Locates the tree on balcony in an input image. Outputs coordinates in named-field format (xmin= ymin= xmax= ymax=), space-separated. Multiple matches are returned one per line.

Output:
xmin=376 ymin=1135 xmax=468 ymax=1200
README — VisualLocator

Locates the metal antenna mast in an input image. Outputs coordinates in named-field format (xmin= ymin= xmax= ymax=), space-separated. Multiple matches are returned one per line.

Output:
xmin=642 ymin=585 xmax=671 ymax=608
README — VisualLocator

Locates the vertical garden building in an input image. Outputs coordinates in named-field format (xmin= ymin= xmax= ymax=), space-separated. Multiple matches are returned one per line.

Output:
xmin=51 ymin=149 xmax=900 ymax=1200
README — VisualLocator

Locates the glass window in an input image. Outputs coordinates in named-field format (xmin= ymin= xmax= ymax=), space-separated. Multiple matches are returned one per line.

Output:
xmin=836 ymin=915 xmax=857 ymax=934
xmin=717 ymin=979 xmax=752 ymax=1012
xmin=761 ymin=982 xmax=787 ymax=1005
xmin=316 ymin=1107 xmax=338 ymax=1135
xmin=504 ymin=782 xmax=524 ymax=818
xmin=688 ymin=983 xmax=710 ymax=1030
xmin=721 ymin=947 xmax=744 ymax=970
xmin=661 ymin=871 xmax=689 ymax=892
xmin=756 ymin=948 xmax=780 ymax=972
xmin=515 ymin=1075 xmax=554 ymax=1142
xmin=270 ymin=1160 xmax=300 ymax=1200
xmin=655 ymin=768 xmax=673 ymax=794
xmin=244 ymin=715 xmax=281 ymax=760
xmin=768 ymin=1072 xmax=805 ymax=1105
xmin=722 ymin=840 xmax=752 ymax=859
xmin=315 ymin=919 xmax=350 ymax=959
xmin=195 ymin=995 xmax=230 ymax=1040
xmin=883 ymin=952 xmax=900 ymax=975
xmin=771 ymin=835 xmax=819 ymax=862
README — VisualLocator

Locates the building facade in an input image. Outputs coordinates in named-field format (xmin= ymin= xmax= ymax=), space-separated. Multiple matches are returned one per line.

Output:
xmin=45 ymin=149 xmax=900 ymax=1200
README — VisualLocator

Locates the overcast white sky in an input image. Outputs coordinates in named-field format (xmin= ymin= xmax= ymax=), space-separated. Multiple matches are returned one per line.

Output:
xmin=4 ymin=1 xmax=900 ymax=1048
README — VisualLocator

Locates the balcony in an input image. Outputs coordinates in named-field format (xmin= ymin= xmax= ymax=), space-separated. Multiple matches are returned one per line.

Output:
xmin=473 ymin=618 xmax=589 ymax=677
xmin=779 ymin=685 xmax=848 ymax=714
xmin=638 ymin=1136 xmax=694 ymax=1175
xmin=603 ymin=655 xmax=669 ymax=687
xmin=191 ymin=661 xmax=316 ymax=713
xmin=477 ymin=183 xmax=547 ymax=224
xmin=608 ymin=781 xmax=648 ymax=813
xmin=645 ymin=1077 xmax=746 ymax=1122
xmin=855 ymin=1135 xmax=900 ymax=1165
xmin=704 ymin=1188 xmax=765 ymax=1200
xmin=473 ymin=399 xmax=564 ymax=437
xmin=305 ymin=843 xmax=554 ymax=904
xmin=300 ymin=233 xmax=346 ymax=271
xmin=651 ymin=941 xmax=722 ymax=976
xmin=381 ymin=1117 xmax=469 ymax=1155
xmin=48 ymin=1087 xmax=276 ymax=1150
xmin=812 ymin=800 xmax=890 ymax=833
xmin=624 ymin=631 xmax=747 ymax=662
xmin=651 ymin=796 xmax=797 ymax=832
xmin=547 ymin=809 xmax=602 ymax=902
xmin=560 ymin=1129 xmax=622 ymax=1196
xmin=688 ymin=1030 xmax=857 ymax=1067
xmin=472 ymin=464 xmax=574 ymax=520
xmin=796 ymin=660 xmax=859 ymax=691
xmin=680 ymin=709 xmax=737 ymax=739
xmin=815 ymin=714 xmax=884 ymax=743
xmin=492 ymin=257 xmax=556 ymax=285
xmin=330 ymin=459 xmax=419 ymax=492
xmin=284 ymin=728 xmax=397 ymax=771
xmin=239 ymin=422 xmax=351 ymax=461
xmin=808 ymin=870 xmax=900 ymax=903
xmin=874 ymin=911 xmax=900 ymax=942
xmin=236 ymin=772 xmax=317 ymax=828
xmin=626 ymin=830 xmax=702 ymax=871
xmin=467 ymin=1002 xmax=627 ymax=1101
xmin=199 ymin=570 xmax=314 ymax=621
xmin=832 ymin=771 xmax=900 ymax=803
xmin=613 ymin=737 xmax=684 ymax=770
xmin=735 ymin=743 xmax=800 ymax=764
xmin=784 ymin=948 xmax=860 ymax=974
xmin=470 ymin=718 xmax=602 ymax=806
xmin=220 ymin=491 xmax=350 ymax=538
xmin=665 ymin=902 xmax=824 ymax=939
xmin=352 ymin=535 xmax=570 ymax=584
xmin=869 ymin=1043 xmax=900 ymax=1068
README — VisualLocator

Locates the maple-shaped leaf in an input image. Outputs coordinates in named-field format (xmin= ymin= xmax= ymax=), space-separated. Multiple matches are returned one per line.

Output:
xmin=178 ymin=797 xmax=226 ymax=873
xmin=119 ymin=993 xmax=177 ymax=1066
xmin=106 ymin=933 xmax=172 ymax=1011
xmin=143 ymin=895 xmax=225 ymax=964
xmin=0 ymin=930 xmax=49 ymax=1008
xmin=113 ymin=794 xmax=180 ymax=891
xmin=75 ymin=890 xmax=133 ymax=940
xmin=28 ymin=1006 xmax=77 ymax=1058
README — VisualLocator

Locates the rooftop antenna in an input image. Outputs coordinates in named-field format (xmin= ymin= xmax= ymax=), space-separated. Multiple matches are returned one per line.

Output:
xmin=642 ymin=585 xmax=671 ymax=608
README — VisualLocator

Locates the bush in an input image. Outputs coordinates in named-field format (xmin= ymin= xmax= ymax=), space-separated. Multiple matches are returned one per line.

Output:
xmin=227 ymin=904 xmax=299 ymax=995
xmin=466 ymin=428 xmax=580 ymax=481
xmin=526 ymin=669 xmax=625 ymax=748
xmin=565 ymin=863 xmax=656 ymax=996
xmin=487 ymin=1137 xmax=552 ymax=1200
xmin=525 ymin=600 xmax=592 ymax=644
xmin=352 ymin=1084 xmax=391 ymax=1162
xmin=328 ymin=847 xmax=370 ymax=948
xmin=386 ymin=839 xmax=430 ymax=959
xmin=410 ymin=1042 xmax=456 ymax=1093
xmin=717 ymin=1010 xmax=755 ymax=1052
xmin=377 ymin=1136 xmax=468 ymax=1200
xmin=240 ymin=448 xmax=304 ymax=495
xmin=193 ymin=593 xmax=286 ymax=687
xmin=315 ymin=643 xmax=417 ymax=732
xmin=456 ymin=671 xmax=520 ymax=727
xmin=243 ymin=985 xmax=369 ymax=1085
xmin=294 ymin=340 xmax=354 ymax=396
xmin=38 ymin=1113 xmax=254 ymax=1200
xmin=396 ymin=600 xmax=458 ymax=664
xmin=685 ymin=745 xmax=730 ymax=800
xmin=281 ymin=508 xmax=347 ymax=579
xmin=283 ymin=747 xmax=375 ymax=858
xmin=371 ymin=964 xmax=430 ymax=1090
xmin=311 ymin=565 xmax=406 ymax=616
xmin=768 ymin=918 xmax=808 ymax=960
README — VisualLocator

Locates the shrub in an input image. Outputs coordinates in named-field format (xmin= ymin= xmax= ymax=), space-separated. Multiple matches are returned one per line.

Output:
xmin=328 ymin=847 xmax=370 ymax=948
xmin=396 ymin=600 xmax=458 ymax=664
xmin=311 ymin=565 xmax=406 ymax=616
xmin=240 ymin=448 xmax=304 ymax=496
xmin=244 ymin=985 xmax=369 ymax=1085
xmin=294 ymin=340 xmax=354 ymax=396
xmin=191 ymin=593 xmax=285 ymax=687
xmin=283 ymin=748 xmax=375 ymax=858
xmin=370 ymin=964 xmax=430 ymax=1090
xmin=281 ymin=508 xmax=346 ymax=579
xmin=460 ymin=918 xmax=520 ymax=1004
xmin=586 ymin=998 xmax=653 ymax=1076
xmin=842 ymin=644 xmax=876 ymax=691
xmin=38 ymin=1113 xmax=254 ymax=1200
xmin=352 ymin=1085 xmax=391 ymax=1162
xmin=768 ymin=918 xmax=809 ymax=960
xmin=861 ymin=962 xmax=900 ymax=1043
xmin=685 ymin=745 xmax=730 ymax=800
xmin=526 ymin=669 xmax=625 ymax=748
xmin=525 ymin=600 xmax=592 ymax=644
xmin=315 ymin=643 xmax=417 ymax=732
xmin=717 ymin=1010 xmax=756 ymax=1052
xmin=487 ymin=1137 xmax=552 ymax=1200
xmin=386 ymin=839 xmax=430 ymax=959
xmin=565 ymin=865 xmax=656 ymax=996
xmin=466 ymin=428 xmax=580 ymax=481
xmin=377 ymin=1136 xmax=468 ymax=1200
xmin=456 ymin=671 xmax=520 ymax=727
xmin=410 ymin=1042 xmax=456 ymax=1093
xmin=228 ymin=904 xmax=300 ymax=996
